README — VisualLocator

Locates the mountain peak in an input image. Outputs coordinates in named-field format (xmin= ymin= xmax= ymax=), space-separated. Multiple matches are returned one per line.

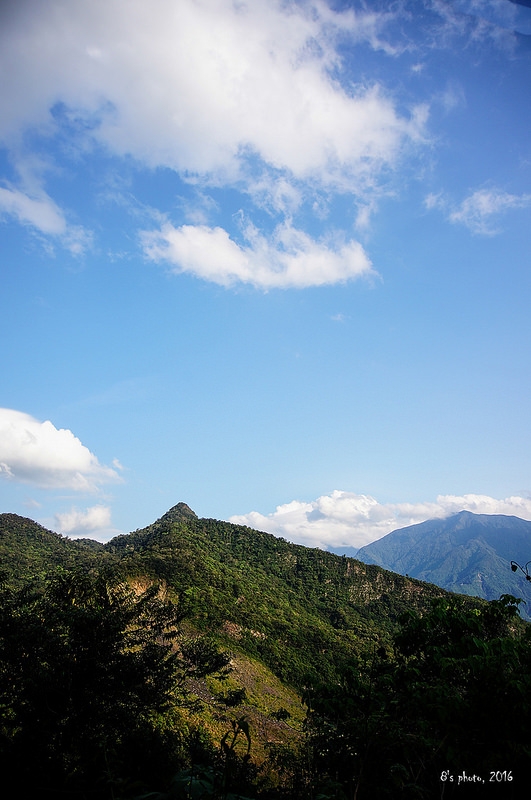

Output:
xmin=356 ymin=511 xmax=531 ymax=619
xmin=158 ymin=502 xmax=197 ymax=523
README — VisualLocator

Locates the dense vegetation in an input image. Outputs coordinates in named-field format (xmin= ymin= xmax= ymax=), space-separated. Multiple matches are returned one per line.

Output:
xmin=1 ymin=505 xmax=530 ymax=797
xmin=1 ymin=505 xmax=448 ymax=689
xmin=306 ymin=594 xmax=531 ymax=799
xmin=0 ymin=570 xmax=240 ymax=799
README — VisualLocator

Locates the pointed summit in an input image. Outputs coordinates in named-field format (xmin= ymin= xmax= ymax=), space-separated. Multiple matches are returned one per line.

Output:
xmin=158 ymin=503 xmax=197 ymax=524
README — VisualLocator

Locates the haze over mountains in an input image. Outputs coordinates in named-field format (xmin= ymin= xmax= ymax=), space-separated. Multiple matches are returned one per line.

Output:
xmin=356 ymin=510 xmax=531 ymax=619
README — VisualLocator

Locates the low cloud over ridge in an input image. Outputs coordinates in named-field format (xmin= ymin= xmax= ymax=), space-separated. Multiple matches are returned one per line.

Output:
xmin=230 ymin=490 xmax=531 ymax=549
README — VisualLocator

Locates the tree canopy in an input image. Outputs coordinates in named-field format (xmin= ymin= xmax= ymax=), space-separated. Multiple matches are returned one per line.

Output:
xmin=0 ymin=571 xmax=229 ymax=799
xmin=305 ymin=595 xmax=531 ymax=799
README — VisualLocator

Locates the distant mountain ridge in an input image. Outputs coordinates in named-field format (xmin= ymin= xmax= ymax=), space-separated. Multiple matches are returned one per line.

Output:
xmin=356 ymin=510 xmax=531 ymax=618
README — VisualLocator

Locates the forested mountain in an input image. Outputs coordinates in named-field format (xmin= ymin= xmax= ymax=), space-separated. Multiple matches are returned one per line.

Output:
xmin=0 ymin=503 xmax=447 ymax=686
xmin=356 ymin=510 xmax=531 ymax=619
xmin=1 ymin=504 xmax=530 ymax=799
xmin=0 ymin=511 xmax=105 ymax=582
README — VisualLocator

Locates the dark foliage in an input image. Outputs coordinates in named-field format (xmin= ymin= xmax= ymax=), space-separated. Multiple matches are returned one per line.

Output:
xmin=305 ymin=595 xmax=531 ymax=799
xmin=0 ymin=571 xmax=229 ymax=799
xmin=0 ymin=508 xmax=453 ymax=693
xmin=2 ymin=508 xmax=531 ymax=798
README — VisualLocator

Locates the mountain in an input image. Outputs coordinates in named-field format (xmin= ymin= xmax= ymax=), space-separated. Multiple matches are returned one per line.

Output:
xmin=0 ymin=503 xmax=457 ymax=686
xmin=101 ymin=502 xmax=460 ymax=683
xmin=356 ymin=510 xmax=531 ymax=618
xmin=2 ymin=504 xmax=530 ymax=798
xmin=1 ymin=501 xmax=465 ymax=767
xmin=0 ymin=511 xmax=105 ymax=584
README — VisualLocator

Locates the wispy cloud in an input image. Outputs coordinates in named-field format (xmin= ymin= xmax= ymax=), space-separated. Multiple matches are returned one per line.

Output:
xmin=425 ymin=187 xmax=531 ymax=234
xmin=0 ymin=184 xmax=65 ymax=234
xmin=451 ymin=0 xmax=531 ymax=38
xmin=0 ymin=183 xmax=92 ymax=255
xmin=0 ymin=408 xmax=122 ymax=491
xmin=230 ymin=489 xmax=531 ymax=549
xmin=449 ymin=188 xmax=531 ymax=234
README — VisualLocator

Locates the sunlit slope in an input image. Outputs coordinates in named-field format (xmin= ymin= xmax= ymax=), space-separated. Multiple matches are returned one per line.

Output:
xmin=1 ymin=502 xmax=459 ymax=688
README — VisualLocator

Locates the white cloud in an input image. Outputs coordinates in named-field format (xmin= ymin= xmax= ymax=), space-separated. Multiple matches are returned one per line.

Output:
xmin=0 ymin=0 xmax=433 ymax=286
xmin=142 ymin=220 xmax=375 ymax=289
xmin=0 ymin=408 xmax=121 ymax=491
xmin=453 ymin=0 xmax=531 ymax=38
xmin=0 ymin=0 xmax=426 ymax=195
xmin=425 ymin=187 xmax=531 ymax=234
xmin=54 ymin=504 xmax=115 ymax=537
xmin=354 ymin=200 xmax=377 ymax=231
xmin=247 ymin=176 xmax=303 ymax=217
xmin=0 ymin=183 xmax=92 ymax=255
xmin=0 ymin=184 xmax=66 ymax=234
xmin=230 ymin=489 xmax=531 ymax=549
xmin=424 ymin=191 xmax=444 ymax=211
xmin=449 ymin=188 xmax=531 ymax=234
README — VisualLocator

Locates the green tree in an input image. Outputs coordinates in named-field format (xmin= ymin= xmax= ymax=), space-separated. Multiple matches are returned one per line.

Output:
xmin=0 ymin=570 xmax=229 ymax=799
xmin=305 ymin=595 xmax=531 ymax=799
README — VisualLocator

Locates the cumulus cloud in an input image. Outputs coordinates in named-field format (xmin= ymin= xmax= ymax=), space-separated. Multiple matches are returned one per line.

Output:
xmin=0 ymin=1 xmax=426 ymax=182
xmin=54 ymin=504 xmax=121 ymax=539
xmin=142 ymin=220 xmax=375 ymax=288
xmin=0 ymin=0 xmax=429 ymax=279
xmin=0 ymin=408 xmax=121 ymax=491
xmin=230 ymin=489 xmax=531 ymax=549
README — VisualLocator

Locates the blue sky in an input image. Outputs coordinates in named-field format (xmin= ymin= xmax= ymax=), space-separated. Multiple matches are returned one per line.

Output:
xmin=1 ymin=0 xmax=531 ymax=548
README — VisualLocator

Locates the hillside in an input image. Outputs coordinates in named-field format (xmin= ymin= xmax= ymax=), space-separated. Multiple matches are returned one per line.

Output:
xmin=1 ymin=503 xmax=452 ymax=687
xmin=356 ymin=510 xmax=531 ymax=618
xmin=0 ymin=503 xmax=456 ymax=774
xmin=104 ymin=502 xmax=462 ymax=682
xmin=1 ymin=504 xmax=530 ymax=799
xmin=0 ymin=512 xmax=106 ymax=583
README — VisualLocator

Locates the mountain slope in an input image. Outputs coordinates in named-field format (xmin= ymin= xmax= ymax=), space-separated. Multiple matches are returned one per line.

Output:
xmin=0 ymin=512 xmax=105 ymax=584
xmin=102 ymin=502 xmax=457 ymax=685
xmin=1 ymin=503 xmax=457 ymax=686
xmin=2 ymin=503 xmax=527 ymax=791
xmin=356 ymin=510 xmax=531 ymax=618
